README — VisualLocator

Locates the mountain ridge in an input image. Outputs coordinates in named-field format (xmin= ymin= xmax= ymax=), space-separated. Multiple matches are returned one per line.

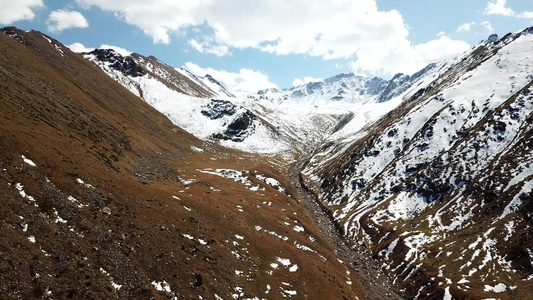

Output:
xmin=302 ymin=26 xmax=533 ymax=299
xmin=83 ymin=42 xmax=451 ymax=161
xmin=0 ymin=26 xmax=392 ymax=299
xmin=78 ymin=25 xmax=533 ymax=299
xmin=3 ymin=24 xmax=533 ymax=300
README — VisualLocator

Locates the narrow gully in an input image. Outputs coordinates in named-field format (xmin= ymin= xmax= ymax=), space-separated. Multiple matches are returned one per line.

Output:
xmin=288 ymin=161 xmax=402 ymax=300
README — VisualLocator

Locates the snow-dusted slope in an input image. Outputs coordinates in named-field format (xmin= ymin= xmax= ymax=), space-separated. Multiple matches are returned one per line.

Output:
xmin=85 ymin=49 xmax=292 ymax=154
xmin=85 ymin=47 xmax=454 ymax=159
xmin=255 ymin=73 xmax=387 ymax=106
xmin=79 ymin=53 xmax=353 ymax=156
xmin=303 ymin=28 xmax=533 ymax=299
xmin=2 ymin=26 xmax=381 ymax=300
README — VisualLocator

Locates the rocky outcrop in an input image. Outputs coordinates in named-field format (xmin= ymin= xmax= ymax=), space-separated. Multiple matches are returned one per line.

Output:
xmin=303 ymin=27 xmax=533 ymax=299
xmin=89 ymin=49 xmax=146 ymax=77
xmin=213 ymin=110 xmax=257 ymax=142
xmin=201 ymin=99 xmax=237 ymax=120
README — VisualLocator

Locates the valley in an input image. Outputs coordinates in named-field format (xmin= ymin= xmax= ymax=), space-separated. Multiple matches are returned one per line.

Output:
xmin=2 ymin=25 xmax=533 ymax=300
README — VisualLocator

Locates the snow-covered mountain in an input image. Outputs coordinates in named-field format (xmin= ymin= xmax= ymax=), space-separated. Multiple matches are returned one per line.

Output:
xmin=4 ymin=23 xmax=533 ymax=300
xmin=2 ymin=27 xmax=390 ymax=300
xmin=87 ymin=48 xmax=233 ymax=99
xmin=78 ymin=26 xmax=533 ymax=299
xmin=254 ymin=73 xmax=388 ymax=105
xmin=85 ymin=49 xmax=294 ymax=154
xmin=252 ymin=65 xmax=440 ymax=107
xmin=302 ymin=27 xmax=533 ymax=299
xmin=85 ymin=47 xmax=449 ymax=160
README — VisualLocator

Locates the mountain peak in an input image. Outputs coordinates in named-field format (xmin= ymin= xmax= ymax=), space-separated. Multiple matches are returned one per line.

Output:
xmin=204 ymin=73 xmax=223 ymax=86
xmin=89 ymin=48 xmax=146 ymax=77
xmin=488 ymin=33 xmax=499 ymax=43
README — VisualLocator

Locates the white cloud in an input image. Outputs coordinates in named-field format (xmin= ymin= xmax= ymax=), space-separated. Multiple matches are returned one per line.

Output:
xmin=188 ymin=38 xmax=229 ymax=56
xmin=350 ymin=35 xmax=470 ymax=76
xmin=292 ymin=77 xmax=323 ymax=87
xmin=76 ymin=0 xmax=469 ymax=77
xmin=481 ymin=21 xmax=495 ymax=33
xmin=68 ymin=42 xmax=131 ymax=56
xmin=68 ymin=42 xmax=95 ymax=53
xmin=517 ymin=11 xmax=533 ymax=19
xmin=47 ymin=9 xmax=89 ymax=33
xmin=484 ymin=0 xmax=514 ymax=16
xmin=184 ymin=62 xmax=277 ymax=92
xmin=413 ymin=37 xmax=470 ymax=63
xmin=99 ymin=44 xmax=131 ymax=56
xmin=484 ymin=0 xmax=533 ymax=20
xmin=457 ymin=22 xmax=476 ymax=32
xmin=0 ymin=0 xmax=43 ymax=24
xmin=457 ymin=21 xmax=494 ymax=35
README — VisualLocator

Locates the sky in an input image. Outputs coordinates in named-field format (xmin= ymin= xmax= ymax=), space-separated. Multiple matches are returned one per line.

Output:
xmin=1 ymin=0 xmax=532 ymax=92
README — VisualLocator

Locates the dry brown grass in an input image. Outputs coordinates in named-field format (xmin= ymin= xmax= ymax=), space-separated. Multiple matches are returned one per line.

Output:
xmin=0 ymin=28 xmax=365 ymax=299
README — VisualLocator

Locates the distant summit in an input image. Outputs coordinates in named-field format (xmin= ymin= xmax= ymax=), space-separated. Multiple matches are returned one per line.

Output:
xmin=487 ymin=33 xmax=499 ymax=43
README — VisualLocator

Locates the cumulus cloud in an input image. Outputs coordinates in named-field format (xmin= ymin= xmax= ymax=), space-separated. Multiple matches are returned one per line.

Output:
xmin=351 ymin=35 xmax=470 ymax=76
xmin=456 ymin=21 xmax=494 ymax=35
xmin=292 ymin=77 xmax=323 ymax=87
xmin=184 ymin=62 xmax=277 ymax=92
xmin=457 ymin=22 xmax=476 ymax=32
xmin=0 ymin=0 xmax=43 ymax=24
xmin=484 ymin=0 xmax=533 ymax=20
xmin=99 ymin=44 xmax=131 ymax=56
xmin=481 ymin=21 xmax=495 ymax=33
xmin=68 ymin=42 xmax=95 ymax=53
xmin=68 ymin=42 xmax=131 ymax=56
xmin=517 ymin=11 xmax=533 ymax=19
xmin=484 ymin=0 xmax=514 ymax=16
xmin=47 ymin=10 xmax=89 ymax=33
xmin=188 ymin=38 xmax=229 ymax=56
xmin=75 ymin=0 xmax=469 ymax=76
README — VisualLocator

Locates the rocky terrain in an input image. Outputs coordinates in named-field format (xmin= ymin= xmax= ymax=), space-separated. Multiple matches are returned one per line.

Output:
xmin=0 ymin=27 xmax=396 ymax=299
xmin=3 ymin=24 xmax=533 ymax=300
xmin=303 ymin=28 xmax=533 ymax=299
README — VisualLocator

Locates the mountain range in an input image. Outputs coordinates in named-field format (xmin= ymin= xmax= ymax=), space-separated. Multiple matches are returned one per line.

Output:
xmin=1 ymin=25 xmax=533 ymax=299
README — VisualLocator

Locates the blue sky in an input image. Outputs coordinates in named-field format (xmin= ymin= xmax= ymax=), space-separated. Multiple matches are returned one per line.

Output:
xmin=1 ymin=0 xmax=532 ymax=91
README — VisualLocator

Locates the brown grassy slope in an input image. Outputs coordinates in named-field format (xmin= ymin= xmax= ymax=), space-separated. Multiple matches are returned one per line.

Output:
xmin=0 ymin=28 xmax=365 ymax=299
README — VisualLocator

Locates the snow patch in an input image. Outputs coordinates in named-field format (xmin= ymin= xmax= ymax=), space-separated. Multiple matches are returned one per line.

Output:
xmin=151 ymin=280 xmax=171 ymax=293
xmin=21 ymin=155 xmax=36 ymax=167
xmin=484 ymin=283 xmax=506 ymax=293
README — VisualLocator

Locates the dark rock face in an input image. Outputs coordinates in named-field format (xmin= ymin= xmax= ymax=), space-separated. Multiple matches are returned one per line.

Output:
xmin=376 ymin=73 xmax=410 ymax=103
xmin=89 ymin=49 xmax=146 ymax=77
xmin=201 ymin=99 xmax=236 ymax=120
xmin=213 ymin=111 xmax=257 ymax=142
xmin=204 ymin=74 xmax=221 ymax=85
xmin=330 ymin=88 xmax=347 ymax=101
xmin=0 ymin=27 xmax=24 ymax=42
xmin=256 ymin=88 xmax=280 ymax=95
xmin=377 ymin=63 xmax=437 ymax=103
xmin=488 ymin=34 xmax=499 ymax=43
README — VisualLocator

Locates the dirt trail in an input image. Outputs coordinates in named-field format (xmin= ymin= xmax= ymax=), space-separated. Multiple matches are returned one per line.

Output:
xmin=289 ymin=163 xmax=403 ymax=300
